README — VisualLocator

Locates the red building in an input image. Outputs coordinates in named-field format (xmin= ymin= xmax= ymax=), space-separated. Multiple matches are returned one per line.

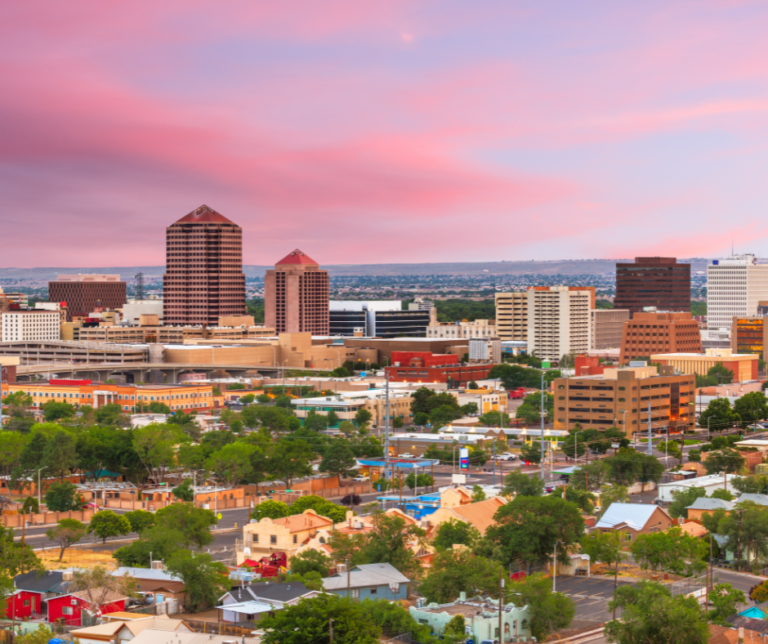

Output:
xmin=46 ymin=591 xmax=126 ymax=626
xmin=5 ymin=590 xmax=42 ymax=620
xmin=574 ymin=355 xmax=606 ymax=376
xmin=385 ymin=352 xmax=492 ymax=386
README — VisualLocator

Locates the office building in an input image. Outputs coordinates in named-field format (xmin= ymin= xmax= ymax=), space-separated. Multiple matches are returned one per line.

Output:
xmin=1 ymin=310 xmax=61 ymax=342
xmin=494 ymin=291 xmax=528 ymax=341
xmin=162 ymin=204 xmax=246 ymax=326
xmin=468 ymin=337 xmax=501 ymax=363
xmin=731 ymin=317 xmax=768 ymax=363
xmin=619 ymin=311 xmax=701 ymax=363
xmin=526 ymin=287 xmax=593 ymax=361
xmin=614 ymin=257 xmax=691 ymax=315
xmin=707 ymin=254 xmax=768 ymax=331
xmin=122 ymin=297 xmax=164 ymax=325
xmin=265 ymin=249 xmax=329 ymax=335
xmin=651 ymin=349 xmax=758 ymax=383
xmin=329 ymin=301 xmax=429 ymax=338
xmin=49 ymin=274 xmax=127 ymax=322
xmin=384 ymin=351 xmax=492 ymax=386
xmin=552 ymin=364 xmax=695 ymax=436
xmin=427 ymin=319 xmax=496 ymax=339
xmin=591 ymin=309 xmax=630 ymax=350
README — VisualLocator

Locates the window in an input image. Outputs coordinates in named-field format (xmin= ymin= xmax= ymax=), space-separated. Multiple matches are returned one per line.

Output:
xmin=370 ymin=587 xmax=378 ymax=594
xmin=350 ymin=588 xmax=359 ymax=599
xmin=62 ymin=606 xmax=73 ymax=615
xmin=270 ymin=535 xmax=277 ymax=545
xmin=293 ymin=535 xmax=297 ymax=544
xmin=253 ymin=534 xmax=259 ymax=543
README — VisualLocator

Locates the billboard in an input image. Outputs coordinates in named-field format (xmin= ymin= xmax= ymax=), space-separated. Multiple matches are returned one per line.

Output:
xmin=459 ymin=447 xmax=469 ymax=470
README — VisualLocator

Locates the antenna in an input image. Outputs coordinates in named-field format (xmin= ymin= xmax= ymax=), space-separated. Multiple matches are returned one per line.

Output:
xmin=135 ymin=272 xmax=145 ymax=301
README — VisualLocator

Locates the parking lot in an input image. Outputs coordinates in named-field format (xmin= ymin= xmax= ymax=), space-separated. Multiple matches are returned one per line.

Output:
xmin=554 ymin=576 xmax=633 ymax=623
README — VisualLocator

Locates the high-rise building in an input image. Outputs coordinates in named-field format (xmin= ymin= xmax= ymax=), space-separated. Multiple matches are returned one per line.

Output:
xmin=731 ymin=316 xmax=768 ymax=363
xmin=49 ymin=275 xmax=126 ymax=322
xmin=526 ymin=287 xmax=592 ymax=361
xmin=614 ymin=257 xmax=691 ymax=315
xmin=265 ymin=250 xmax=329 ymax=335
xmin=162 ymin=205 xmax=246 ymax=326
xmin=591 ymin=309 xmax=630 ymax=350
xmin=619 ymin=311 xmax=701 ymax=363
xmin=707 ymin=255 xmax=768 ymax=332
xmin=494 ymin=292 xmax=528 ymax=341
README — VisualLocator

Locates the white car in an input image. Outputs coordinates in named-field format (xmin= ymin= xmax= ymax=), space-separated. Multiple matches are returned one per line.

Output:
xmin=497 ymin=453 xmax=517 ymax=461
xmin=399 ymin=453 xmax=415 ymax=459
xmin=351 ymin=475 xmax=370 ymax=482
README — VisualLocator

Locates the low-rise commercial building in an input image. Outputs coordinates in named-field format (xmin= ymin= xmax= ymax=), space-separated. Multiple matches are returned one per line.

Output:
xmin=1 ymin=310 xmax=61 ymax=342
xmin=619 ymin=311 xmax=702 ymax=364
xmin=384 ymin=352 xmax=493 ymax=387
xmin=651 ymin=349 xmax=758 ymax=382
xmin=427 ymin=319 xmax=497 ymax=339
xmin=552 ymin=364 xmax=695 ymax=436
xmin=292 ymin=387 xmax=416 ymax=427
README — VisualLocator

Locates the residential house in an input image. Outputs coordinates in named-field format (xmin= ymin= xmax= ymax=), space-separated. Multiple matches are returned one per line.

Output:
xmin=686 ymin=497 xmax=734 ymax=522
xmin=322 ymin=563 xmax=410 ymax=601
xmin=594 ymin=503 xmax=674 ymax=544
xmin=12 ymin=570 xmax=71 ymax=618
xmin=112 ymin=566 xmax=186 ymax=606
xmin=425 ymin=496 xmax=506 ymax=536
xmin=237 ymin=509 xmax=335 ymax=565
xmin=712 ymin=622 xmax=768 ymax=643
xmin=46 ymin=589 xmax=127 ymax=626
xmin=409 ymin=592 xmax=531 ymax=643
xmin=217 ymin=581 xmax=320 ymax=623
xmin=5 ymin=589 xmax=43 ymax=620
xmin=70 ymin=615 xmax=191 ymax=644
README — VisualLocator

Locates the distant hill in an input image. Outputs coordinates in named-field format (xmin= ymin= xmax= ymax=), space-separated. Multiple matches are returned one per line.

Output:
xmin=0 ymin=258 xmax=714 ymax=280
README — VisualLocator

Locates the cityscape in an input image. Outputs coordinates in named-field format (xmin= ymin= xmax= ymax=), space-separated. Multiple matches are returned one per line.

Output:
xmin=4 ymin=3 xmax=768 ymax=644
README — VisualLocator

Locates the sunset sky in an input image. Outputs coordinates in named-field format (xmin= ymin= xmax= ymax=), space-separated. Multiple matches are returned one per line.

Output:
xmin=4 ymin=1 xmax=768 ymax=267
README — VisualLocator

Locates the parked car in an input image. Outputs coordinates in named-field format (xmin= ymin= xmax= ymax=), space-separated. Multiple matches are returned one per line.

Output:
xmin=351 ymin=475 xmax=369 ymax=482
xmin=398 ymin=453 xmax=415 ymax=459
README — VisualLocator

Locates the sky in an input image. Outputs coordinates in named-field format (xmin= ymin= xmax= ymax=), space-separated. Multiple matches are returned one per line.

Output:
xmin=4 ymin=0 xmax=768 ymax=267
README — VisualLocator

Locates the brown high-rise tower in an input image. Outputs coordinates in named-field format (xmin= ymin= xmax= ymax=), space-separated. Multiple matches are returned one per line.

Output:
xmin=265 ymin=250 xmax=329 ymax=334
xmin=163 ymin=205 xmax=246 ymax=326
xmin=615 ymin=257 xmax=690 ymax=315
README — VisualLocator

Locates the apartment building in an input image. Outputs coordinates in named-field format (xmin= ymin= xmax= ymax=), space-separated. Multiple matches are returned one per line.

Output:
xmin=552 ymin=365 xmax=695 ymax=436
xmin=619 ymin=311 xmax=702 ymax=363
xmin=591 ymin=309 xmax=630 ymax=350
xmin=427 ymin=319 xmax=497 ymax=339
xmin=707 ymin=255 xmax=768 ymax=331
xmin=615 ymin=257 xmax=691 ymax=315
xmin=494 ymin=292 xmax=527 ymax=341
xmin=1 ymin=310 xmax=61 ymax=342
xmin=526 ymin=287 xmax=592 ymax=361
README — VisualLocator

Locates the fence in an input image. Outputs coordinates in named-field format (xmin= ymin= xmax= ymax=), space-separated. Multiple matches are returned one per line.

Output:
xmin=183 ymin=621 xmax=254 ymax=636
xmin=1 ymin=509 xmax=94 ymax=528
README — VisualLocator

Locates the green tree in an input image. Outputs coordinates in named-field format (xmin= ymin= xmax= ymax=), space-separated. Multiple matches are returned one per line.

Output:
xmin=734 ymin=391 xmax=768 ymax=428
xmin=605 ymin=581 xmax=708 ymax=644
xmin=551 ymin=486 xmax=596 ymax=514
xmin=711 ymin=488 xmax=734 ymax=501
xmin=699 ymin=397 xmax=740 ymax=433
xmin=709 ymin=582 xmax=745 ymax=626
xmin=46 ymin=518 xmax=86 ymax=561
xmin=260 ymin=594 xmax=381 ymax=644
xmin=520 ymin=440 xmax=543 ymax=464
xmin=87 ymin=510 xmax=131 ymax=543
xmin=0 ymin=431 xmax=25 ymax=479
xmin=166 ymin=550 xmax=228 ymax=613
xmin=404 ymin=472 xmax=434 ymax=490
xmin=256 ymin=393 xmax=271 ymax=404
xmin=267 ymin=438 xmax=313 ymax=488
xmin=44 ymin=481 xmax=81 ymax=511
xmin=95 ymin=403 xmax=126 ymax=426
xmin=21 ymin=496 xmax=39 ymax=515
xmin=354 ymin=408 xmax=373 ymax=431
xmin=392 ymin=416 xmax=404 ymax=429
xmin=0 ymin=524 xmax=41 ymax=576
xmin=155 ymin=503 xmax=216 ymax=549
xmin=516 ymin=392 xmax=554 ymax=424
xmin=708 ymin=500 xmax=768 ymax=569
xmin=580 ymin=530 xmax=626 ymax=616
xmin=289 ymin=496 xmax=347 ymax=523
xmin=502 ymin=471 xmax=544 ymax=497
xmin=561 ymin=430 xmax=587 ymax=459
xmin=486 ymin=495 xmax=584 ymax=566
xmin=731 ymin=474 xmax=768 ymax=495
xmin=320 ymin=440 xmax=357 ymax=479
xmin=569 ymin=461 xmax=611 ymax=492
xmin=471 ymin=484 xmax=486 ymax=502
xmin=604 ymin=448 xmax=664 ymax=488
xmin=113 ymin=526 xmax=186 ymax=567
xmin=631 ymin=526 xmax=707 ymax=577
xmin=668 ymin=486 xmax=707 ymax=520
xmin=478 ymin=411 xmax=510 ymax=427
xmin=413 ymin=412 xmax=429 ymax=426
xmin=708 ymin=362 xmax=734 ymax=385
xmin=419 ymin=549 xmax=500 ymax=604
xmin=124 ymin=510 xmax=156 ymax=536
xmin=42 ymin=430 xmax=78 ymax=481
xmin=172 ymin=479 xmax=195 ymax=502
xmin=251 ymin=499 xmax=289 ymax=521
xmin=703 ymin=448 xmax=746 ymax=488
xmin=509 ymin=573 xmax=575 ymax=642
xmin=14 ymin=625 xmax=55 ymax=644
xmin=274 ymin=395 xmax=293 ymax=409
xmin=326 ymin=409 xmax=340 ymax=427
xmin=132 ymin=423 xmax=186 ymax=483
xmin=432 ymin=519 xmax=481 ymax=551
xmin=596 ymin=485 xmax=629 ymax=517
xmin=41 ymin=400 xmax=76 ymax=422
xmin=289 ymin=549 xmax=332 ymax=577
xmin=461 ymin=402 xmax=479 ymax=416
xmin=206 ymin=442 xmax=255 ymax=487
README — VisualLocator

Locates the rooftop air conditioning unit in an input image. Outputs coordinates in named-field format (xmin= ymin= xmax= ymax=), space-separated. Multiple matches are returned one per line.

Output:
xmin=337 ymin=564 xmax=347 ymax=573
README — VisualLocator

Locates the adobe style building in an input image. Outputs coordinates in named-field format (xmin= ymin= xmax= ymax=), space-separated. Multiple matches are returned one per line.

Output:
xmin=265 ymin=250 xmax=329 ymax=335
xmin=162 ymin=205 xmax=246 ymax=326
xmin=552 ymin=364 xmax=695 ymax=437
xmin=651 ymin=348 xmax=758 ymax=383
xmin=614 ymin=257 xmax=691 ymax=315
xmin=619 ymin=311 xmax=701 ymax=364
xmin=49 ymin=274 xmax=126 ymax=321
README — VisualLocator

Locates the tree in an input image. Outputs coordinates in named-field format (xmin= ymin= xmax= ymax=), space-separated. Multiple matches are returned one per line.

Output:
xmin=569 ymin=461 xmax=610 ymax=492
xmin=520 ymin=440 xmax=543 ymax=464
xmin=478 ymin=411 xmax=510 ymax=427
xmin=708 ymin=362 xmax=735 ymax=385
xmin=631 ymin=527 xmax=707 ymax=577
xmin=461 ymin=402 xmax=479 ymax=415
xmin=251 ymin=499 xmax=289 ymax=521
xmin=699 ymin=398 xmax=740 ymax=434
xmin=172 ymin=479 xmax=195 ymax=502
xmin=113 ymin=526 xmax=186 ymax=567
xmin=44 ymin=481 xmax=81 ymax=511
xmin=260 ymin=594 xmax=381 ymax=644
xmin=709 ymin=500 xmax=768 ymax=569
xmin=604 ymin=448 xmax=664 ymax=488
xmin=0 ymin=431 xmax=25 ymax=478
xmin=502 ymin=471 xmax=544 ymax=497
xmin=551 ymin=486 xmax=596 ymax=514
xmin=238 ymin=394 xmax=255 ymax=404
xmin=42 ymin=430 xmax=78 ymax=481
xmin=711 ymin=488 xmax=734 ymax=501
xmin=46 ymin=518 xmax=86 ymax=561
xmin=561 ymin=431 xmax=587 ymax=459
xmin=704 ymin=448 xmax=746 ymax=489
xmin=413 ymin=412 xmax=429 ymax=426
xmin=124 ymin=510 xmax=156 ymax=536
xmin=486 ymin=495 xmax=585 ymax=566
xmin=2 ymin=392 xmax=35 ymax=433
xmin=256 ymin=393 xmax=271 ymax=404
xmin=732 ymin=474 xmax=768 ymax=495
xmin=354 ymin=408 xmax=373 ymax=431
xmin=734 ymin=391 xmax=768 ymax=428
xmin=133 ymin=423 xmax=185 ymax=482
xmin=509 ymin=573 xmax=575 ymax=642
xmin=392 ymin=416 xmax=404 ymax=429
xmin=166 ymin=550 xmax=228 ymax=613
xmin=581 ymin=530 xmax=625 ymax=616
xmin=206 ymin=442 xmax=255 ymax=487
xmin=95 ymin=403 xmax=127 ymax=426
xmin=668 ymin=486 xmax=707 ymax=520
xmin=274 ymin=395 xmax=293 ymax=409
xmin=155 ymin=504 xmax=216 ymax=549
xmin=430 ymin=405 xmax=461 ymax=429
xmin=0 ymin=525 xmax=41 ymax=576
xmin=709 ymin=583 xmax=745 ymax=626
xmin=290 ymin=549 xmax=332 ymax=577
xmin=267 ymin=438 xmax=313 ymax=488
xmin=432 ymin=518 xmax=481 ymax=551
xmin=87 ymin=510 xmax=131 ymax=543
xmin=14 ymin=625 xmax=55 ymax=644
xmin=21 ymin=496 xmax=39 ymax=515
xmin=516 ymin=392 xmax=554 ymax=424
xmin=471 ymin=484 xmax=486 ymax=502
xmin=605 ymin=581 xmax=708 ymax=644
xmin=319 ymin=440 xmax=357 ymax=479
xmin=404 ymin=472 xmax=434 ymax=490
xmin=41 ymin=400 xmax=76 ymax=422
xmin=70 ymin=566 xmax=136 ymax=617
xmin=596 ymin=485 xmax=629 ymax=517
xmin=289 ymin=496 xmax=347 ymax=523
xmin=419 ymin=549 xmax=500 ymax=604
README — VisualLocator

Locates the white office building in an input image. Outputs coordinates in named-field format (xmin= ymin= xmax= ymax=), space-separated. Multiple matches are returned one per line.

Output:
xmin=1 ymin=310 xmax=61 ymax=342
xmin=707 ymin=255 xmax=768 ymax=332
xmin=468 ymin=337 xmax=501 ymax=363
xmin=526 ymin=287 xmax=591 ymax=361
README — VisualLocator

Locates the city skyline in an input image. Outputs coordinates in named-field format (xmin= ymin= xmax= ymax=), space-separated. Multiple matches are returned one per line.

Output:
xmin=5 ymin=2 xmax=768 ymax=267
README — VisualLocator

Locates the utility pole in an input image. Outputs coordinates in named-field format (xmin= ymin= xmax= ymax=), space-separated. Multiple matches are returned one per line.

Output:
xmin=706 ymin=533 xmax=712 ymax=609
xmin=553 ymin=541 xmax=558 ymax=593
xmin=647 ymin=401 xmax=652 ymax=456
xmin=540 ymin=372 xmax=545 ymax=480
xmin=329 ymin=618 xmax=334 ymax=643
xmin=384 ymin=376 xmax=390 ymax=480
xmin=498 ymin=566 xmax=504 ymax=644
xmin=346 ymin=556 xmax=351 ymax=599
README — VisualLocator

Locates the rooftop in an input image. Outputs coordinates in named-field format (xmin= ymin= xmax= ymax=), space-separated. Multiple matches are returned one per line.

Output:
xmin=275 ymin=249 xmax=319 ymax=266
xmin=173 ymin=204 xmax=235 ymax=225
xmin=322 ymin=563 xmax=410 ymax=591
xmin=594 ymin=503 xmax=660 ymax=530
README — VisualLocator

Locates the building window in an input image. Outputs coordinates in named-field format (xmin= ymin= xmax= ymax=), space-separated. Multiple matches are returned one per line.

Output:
xmin=270 ymin=535 xmax=277 ymax=545
xmin=370 ymin=587 xmax=377 ymax=595
xmin=62 ymin=606 xmax=73 ymax=615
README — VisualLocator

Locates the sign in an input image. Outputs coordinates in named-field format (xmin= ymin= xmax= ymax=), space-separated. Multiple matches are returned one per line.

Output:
xmin=217 ymin=513 xmax=222 ymax=520
xmin=459 ymin=447 xmax=469 ymax=470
